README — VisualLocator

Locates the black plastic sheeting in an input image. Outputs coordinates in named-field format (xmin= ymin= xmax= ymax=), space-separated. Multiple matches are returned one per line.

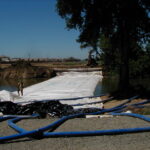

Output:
xmin=0 ymin=101 xmax=102 ymax=118
xmin=0 ymin=101 xmax=74 ymax=118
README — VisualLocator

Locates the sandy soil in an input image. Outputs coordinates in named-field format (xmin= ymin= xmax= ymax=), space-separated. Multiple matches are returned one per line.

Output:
xmin=1 ymin=116 xmax=150 ymax=150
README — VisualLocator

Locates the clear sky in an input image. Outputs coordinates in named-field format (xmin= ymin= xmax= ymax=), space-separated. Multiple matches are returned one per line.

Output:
xmin=0 ymin=0 xmax=88 ymax=59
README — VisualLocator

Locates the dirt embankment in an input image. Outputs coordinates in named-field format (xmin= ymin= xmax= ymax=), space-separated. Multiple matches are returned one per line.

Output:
xmin=0 ymin=61 xmax=56 ymax=79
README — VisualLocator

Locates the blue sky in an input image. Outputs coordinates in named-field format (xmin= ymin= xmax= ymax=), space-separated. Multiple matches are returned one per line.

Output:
xmin=0 ymin=0 xmax=88 ymax=59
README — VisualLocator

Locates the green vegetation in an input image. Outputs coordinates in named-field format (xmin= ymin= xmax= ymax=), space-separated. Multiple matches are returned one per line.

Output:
xmin=56 ymin=0 xmax=150 ymax=95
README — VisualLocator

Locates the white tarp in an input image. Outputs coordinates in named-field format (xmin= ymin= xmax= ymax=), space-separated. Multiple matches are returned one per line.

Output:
xmin=0 ymin=71 xmax=103 ymax=109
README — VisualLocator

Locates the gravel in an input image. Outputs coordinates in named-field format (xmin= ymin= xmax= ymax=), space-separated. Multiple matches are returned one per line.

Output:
xmin=0 ymin=116 xmax=150 ymax=150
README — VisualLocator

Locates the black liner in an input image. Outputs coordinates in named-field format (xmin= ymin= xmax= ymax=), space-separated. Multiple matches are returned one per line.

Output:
xmin=0 ymin=101 xmax=73 ymax=118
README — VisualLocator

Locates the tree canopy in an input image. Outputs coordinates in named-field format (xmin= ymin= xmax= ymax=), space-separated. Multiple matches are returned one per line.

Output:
xmin=56 ymin=0 xmax=150 ymax=93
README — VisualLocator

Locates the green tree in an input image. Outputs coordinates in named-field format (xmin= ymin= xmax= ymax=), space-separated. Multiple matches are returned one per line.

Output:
xmin=56 ymin=0 xmax=150 ymax=92
xmin=98 ymin=34 xmax=120 ymax=73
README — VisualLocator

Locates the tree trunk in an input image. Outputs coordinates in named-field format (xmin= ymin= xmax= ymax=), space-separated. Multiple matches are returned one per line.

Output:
xmin=118 ymin=21 xmax=130 ymax=92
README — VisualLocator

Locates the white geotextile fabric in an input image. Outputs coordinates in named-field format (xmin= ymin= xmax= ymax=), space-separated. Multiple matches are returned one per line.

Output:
xmin=0 ymin=90 xmax=16 ymax=101
xmin=0 ymin=71 xmax=103 ymax=109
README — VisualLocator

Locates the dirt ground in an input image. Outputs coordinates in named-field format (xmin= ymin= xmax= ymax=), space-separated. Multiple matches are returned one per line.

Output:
xmin=100 ymin=95 xmax=150 ymax=114
xmin=1 ymin=116 xmax=150 ymax=150
xmin=0 ymin=97 xmax=150 ymax=150
xmin=0 ymin=61 xmax=88 ymax=69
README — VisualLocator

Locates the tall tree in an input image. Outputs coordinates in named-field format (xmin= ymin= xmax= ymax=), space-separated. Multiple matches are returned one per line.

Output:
xmin=56 ymin=0 xmax=150 ymax=92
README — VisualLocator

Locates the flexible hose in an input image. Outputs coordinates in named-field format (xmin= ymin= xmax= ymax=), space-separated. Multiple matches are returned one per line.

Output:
xmin=1 ymin=95 xmax=149 ymax=143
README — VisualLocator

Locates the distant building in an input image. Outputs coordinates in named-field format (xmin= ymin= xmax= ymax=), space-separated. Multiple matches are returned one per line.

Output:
xmin=0 ymin=56 xmax=10 ymax=62
xmin=11 ymin=58 xmax=20 ymax=62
